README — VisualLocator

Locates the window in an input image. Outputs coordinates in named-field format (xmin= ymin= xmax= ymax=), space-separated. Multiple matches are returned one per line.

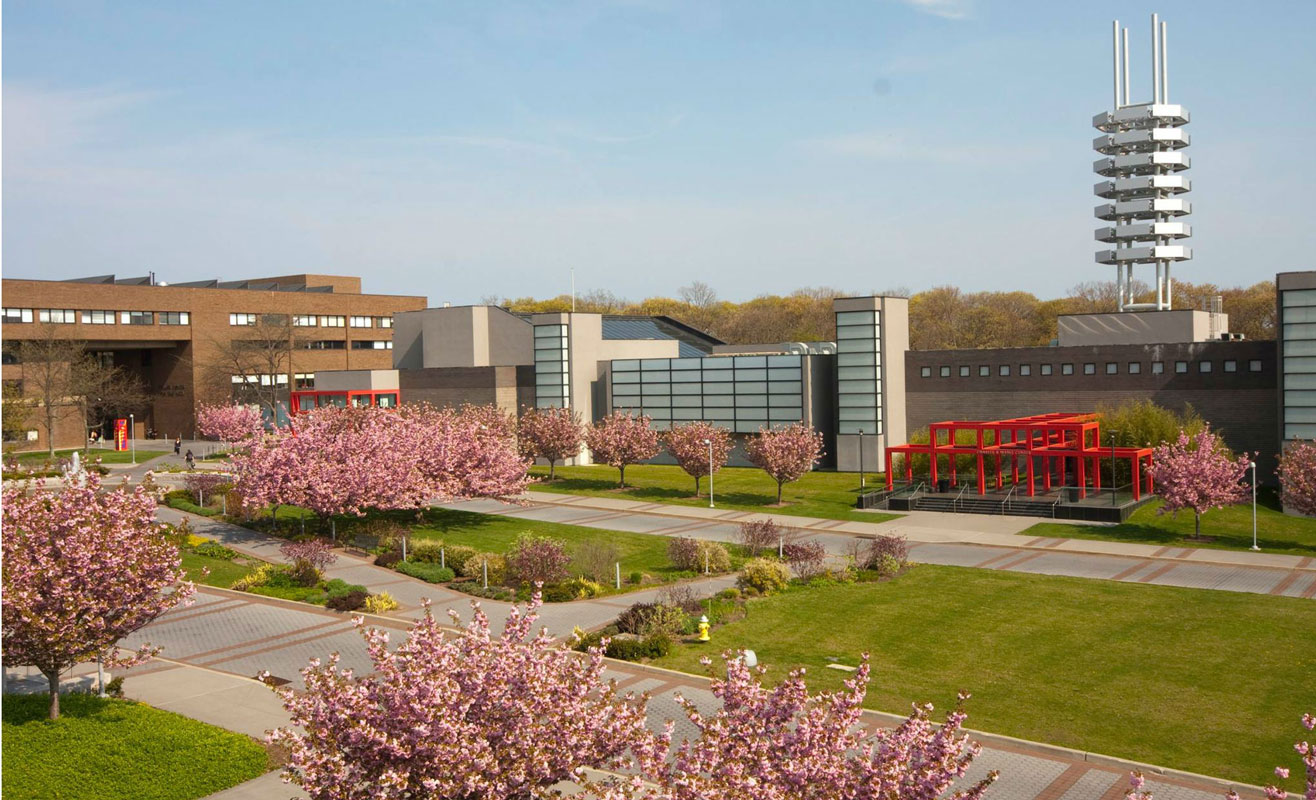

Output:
xmin=1129 ymin=362 xmax=1141 ymax=374
xmin=1152 ymin=361 xmax=1165 ymax=374
xmin=3 ymin=308 xmax=33 ymax=323
xmin=159 ymin=312 xmax=190 ymax=325
xmin=293 ymin=315 xmax=317 ymax=327
xmin=81 ymin=310 xmax=115 ymax=325
xmin=939 ymin=366 xmax=950 ymax=378
xmin=1105 ymin=362 xmax=1118 ymax=375
xmin=920 ymin=367 xmax=931 ymax=378
xmin=1175 ymin=361 xmax=1188 ymax=374
xmin=1083 ymin=363 xmax=1096 ymax=375
xmin=999 ymin=365 xmax=1010 ymax=377
xmin=1061 ymin=364 xmax=1074 ymax=375
xmin=1020 ymin=364 xmax=1031 ymax=376
xmin=294 ymin=373 xmax=315 ymax=389
xmin=1040 ymin=364 xmax=1053 ymax=376
xmin=959 ymin=365 xmax=970 ymax=377
xmin=349 ymin=316 xmax=373 ymax=328
xmin=39 ymin=309 xmax=76 ymax=324
xmin=1199 ymin=360 xmax=1212 ymax=373
xmin=1224 ymin=360 xmax=1237 ymax=373
xmin=351 ymin=340 xmax=392 ymax=350
xmin=230 ymin=313 xmax=257 ymax=326
xmin=305 ymin=340 xmax=346 ymax=350
xmin=319 ymin=315 xmax=346 ymax=328
xmin=120 ymin=311 xmax=154 ymax=325
xmin=376 ymin=317 xmax=393 ymax=328
xmin=978 ymin=365 xmax=989 ymax=377
xmin=1249 ymin=359 xmax=1263 ymax=372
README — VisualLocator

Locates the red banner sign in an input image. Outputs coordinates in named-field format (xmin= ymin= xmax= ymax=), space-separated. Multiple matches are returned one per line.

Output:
xmin=114 ymin=418 xmax=129 ymax=451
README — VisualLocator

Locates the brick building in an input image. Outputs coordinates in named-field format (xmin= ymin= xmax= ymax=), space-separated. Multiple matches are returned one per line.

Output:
xmin=1 ymin=274 xmax=425 ymax=450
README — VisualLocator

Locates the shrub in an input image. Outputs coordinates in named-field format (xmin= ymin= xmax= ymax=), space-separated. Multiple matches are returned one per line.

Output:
xmin=861 ymin=534 xmax=910 ymax=575
xmin=738 ymin=558 xmax=791 ymax=595
xmin=628 ymin=570 xmax=644 ymax=585
xmin=286 ymin=560 xmax=321 ymax=587
xmin=668 ymin=537 xmax=732 ymax=573
xmin=326 ymin=590 xmax=368 ymax=611
xmin=698 ymin=541 xmax=731 ymax=573
xmin=506 ymin=533 xmax=571 ymax=586
xmin=667 ymin=537 xmax=701 ymax=571
xmin=410 ymin=540 xmax=448 ymax=564
xmin=605 ymin=633 xmax=671 ymax=662
xmin=455 ymin=582 xmax=516 ymax=601
xmin=718 ymin=587 xmax=741 ymax=600
xmin=353 ymin=518 xmax=407 ymax=551
xmin=230 ymin=564 xmax=278 ymax=592
xmin=395 ymin=560 xmax=456 ymax=584
xmin=639 ymin=605 xmax=686 ymax=638
xmin=324 ymin=579 xmax=368 ymax=598
xmin=659 ymin=582 xmax=704 ymax=614
xmin=279 ymin=539 xmax=337 ymax=572
xmin=458 ymin=552 xmax=507 ymax=585
xmin=738 ymin=519 xmax=781 ymax=557
xmin=194 ymin=541 xmax=237 ymax=560
xmin=783 ymin=540 xmax=827 ymax=579
xmin=374 ymin=550 xmax=402 ymax=568
xmin=184 ymin=472 xmax=229 ymax=503
xmin=616 ymin=602 xmax=659 ymax=634
xmin=441 ymin=544 xmax=479 ymax=573
xmin=363 ymin=592 xmax=399 ymax=614
xmin=105 ymin=675 xmax=125 ymax=698
xmin=573 ymin=539 xmax=621 ymax=583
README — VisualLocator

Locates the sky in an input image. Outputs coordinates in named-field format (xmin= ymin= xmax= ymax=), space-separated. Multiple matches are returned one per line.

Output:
xmin=4 ymin=0 xmax=1314 ymax=305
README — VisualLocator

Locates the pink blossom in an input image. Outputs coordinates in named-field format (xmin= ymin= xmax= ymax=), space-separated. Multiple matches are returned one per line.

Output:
xmin=745 ymin=422 xmax=825 ymax=504
xmin=664 ymin=421 xmax=733 ymax=497
xmin=1149 ymin=427 xmax=1252 ymax=539
xmin=518 ymin=406 xmax=584 ymax=479
xmin=1277 ymin=441 xmax=1316 ymax=517
xmin=586 ymin=412 xmax=661 ymax=488
xmin=195 ymin=402 xmax=265 ymax=445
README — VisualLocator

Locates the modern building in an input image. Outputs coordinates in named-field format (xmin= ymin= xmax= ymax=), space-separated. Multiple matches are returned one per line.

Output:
xmin=1 ymin=273 xmax=426 ymax=450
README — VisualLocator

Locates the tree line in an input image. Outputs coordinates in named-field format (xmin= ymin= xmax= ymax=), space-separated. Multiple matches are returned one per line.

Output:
xmin=489 ymin=278 xmax=1276 ymax=349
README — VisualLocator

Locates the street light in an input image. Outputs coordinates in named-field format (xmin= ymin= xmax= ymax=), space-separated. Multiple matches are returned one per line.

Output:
xmin=1108 ymin=430 xmax=1120 ymax=507
xmin=858 ymin=429 xmax=866 ymax=490
xmin=129 ymin=413 xmax=136 ymax=465
xmin=1249 ymin=461 xmax=1259 ymax=551
xmin=703 ymin=438 xmax=714 ymax=509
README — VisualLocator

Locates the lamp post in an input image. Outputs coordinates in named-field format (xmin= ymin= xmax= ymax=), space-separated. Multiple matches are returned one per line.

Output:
xmin=1249 ymin=461 xmax=1259 ymax=551
xmin=858 ymin=429 xmax=866 ymax=490
xmin=129 ymin=413 xmax=136 ymax=465
xmin=1108 ymin=430 xmax=1119 ymax=506
xmin=704 ymin=438 xmax=714 ymax=509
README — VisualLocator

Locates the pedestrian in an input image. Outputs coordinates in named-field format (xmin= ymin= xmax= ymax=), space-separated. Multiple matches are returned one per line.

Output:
xmin=174 ymin=437 xmax=181 ymax=455
xmin=185 ymin=449 xmax=195 ymax=471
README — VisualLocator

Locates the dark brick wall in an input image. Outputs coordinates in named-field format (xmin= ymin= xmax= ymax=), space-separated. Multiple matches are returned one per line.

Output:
xmin=399 ymin=365 xmax=534 ymax=417
xmin=906 ymin=340 xmax=1280 ymax=480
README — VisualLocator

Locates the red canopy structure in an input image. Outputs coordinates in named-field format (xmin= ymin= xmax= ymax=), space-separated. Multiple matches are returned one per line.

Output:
xmin=884 ymin=413 xmax=1154 ymax=500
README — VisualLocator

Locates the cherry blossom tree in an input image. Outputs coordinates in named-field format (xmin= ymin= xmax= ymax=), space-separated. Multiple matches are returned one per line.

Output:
xmin=403 ymin=403 xmax=530 ymax=500
xmin=664 ymin=421 xmax=733 ymax=497
xmin=746 ymin=423 xmax=825 ymax=504
xmin=595 ymin=651 xmax=996 ymax=800
xmin=1149 ymin=428 xmax=1251 ymax=539
xmin=268 ymin=596 xmax=661 ymax=800
xmin=518 ymin=406 xmax=584 ymax=480
xmin=195 ymin=402 xmax=266 ymax=447
xmin=1 ymin=474 xmax=195 ymax=718
xmin=1277 ymin=441 xmax=1316 ymax=517
xmin=586 ymin=412 xmax=661 ymax=488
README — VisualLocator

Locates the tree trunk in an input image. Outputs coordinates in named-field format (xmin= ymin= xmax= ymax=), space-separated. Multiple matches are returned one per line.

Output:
xmin=1194 ymin=512 xmax=1201 ymax=540
xmin=46 ymin=669 xmax=61 ymax=719
xmin=548 ymin=460 xmax=556 ymax=480
xmin=618 ymin=464 xmax=626 ymax=488
xmin=777 ymin=480 xmax=784 ymax=505
xmin=694 ymin=475 xmax=701 ymax=497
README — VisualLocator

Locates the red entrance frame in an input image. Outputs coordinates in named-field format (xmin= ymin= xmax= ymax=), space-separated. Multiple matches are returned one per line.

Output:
xmin=290 ymin=390 xmax=401 ymax=414
xmin=884 ymin=413 xmax=1154 ymax=501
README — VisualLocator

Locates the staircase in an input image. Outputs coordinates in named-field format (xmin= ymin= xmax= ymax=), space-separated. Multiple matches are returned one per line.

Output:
xmin=912 ymin=495 xmax=1057 ymax=518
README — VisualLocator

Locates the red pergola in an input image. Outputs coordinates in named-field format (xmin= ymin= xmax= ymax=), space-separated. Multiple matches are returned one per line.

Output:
xmin=884 ymin=413 xmax=1154 ymax=500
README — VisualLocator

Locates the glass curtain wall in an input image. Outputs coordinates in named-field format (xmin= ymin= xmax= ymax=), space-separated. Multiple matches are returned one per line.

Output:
xmin=835 ymin=310 xmax=882 ymax=435
xmin=1281 ymin=288 xmax=1316 ymax=440
xmin=610 ymin=354 xmax=804 ymax=433
xmin=534 ymin=324 xmax=570 ymax=408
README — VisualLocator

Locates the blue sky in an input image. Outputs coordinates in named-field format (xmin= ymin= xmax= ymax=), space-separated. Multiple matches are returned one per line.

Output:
xmin=4 ymin=0 xmax=1313 ymax=304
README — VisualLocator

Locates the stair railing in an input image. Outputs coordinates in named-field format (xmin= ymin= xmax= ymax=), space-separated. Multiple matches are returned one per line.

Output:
xmin=952 ymin=484 xmax=969 ymax=513
xmin=1001 ymin=485 xmax=1017 ymax=515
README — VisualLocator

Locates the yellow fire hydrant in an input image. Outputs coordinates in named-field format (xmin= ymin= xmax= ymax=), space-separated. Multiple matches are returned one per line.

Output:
xmin=697 ymin=615 xmax=711 ymax=642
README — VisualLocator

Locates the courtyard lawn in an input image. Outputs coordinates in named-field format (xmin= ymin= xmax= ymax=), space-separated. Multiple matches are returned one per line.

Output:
xmin=2 ymin=693 xmax=268 ymax=800
xmin=9 ymin=447 xmax=140 ymax=465
xmin=1022 ymin=489 xmax=1316 ymax=557
xmin=528 ymin=464 xmax=898 ymax=523
xmin=180 ymin=549 xmax=257 ymax=588
xmin=652 ymin=564 xmax=1316 ymax=787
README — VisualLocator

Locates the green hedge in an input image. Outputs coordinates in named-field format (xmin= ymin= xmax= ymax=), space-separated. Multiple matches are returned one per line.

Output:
xmin=394 ymin=561 xmax=455 ymax=584
xmin=165 ymin=492 xmax=219 ymax=517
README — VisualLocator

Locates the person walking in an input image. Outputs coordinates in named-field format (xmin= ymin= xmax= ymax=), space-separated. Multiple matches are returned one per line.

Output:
xmin=185 ymin=449 xmax=195 ymax=471
xmin=174 ymin=437 xmax=182 ymax=455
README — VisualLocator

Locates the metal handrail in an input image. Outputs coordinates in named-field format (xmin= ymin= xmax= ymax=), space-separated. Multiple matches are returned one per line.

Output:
xmin=1001 ymin=485 xmax=1017 ymax=515
xmin=952 ymin=484 xmax=969 ymax=512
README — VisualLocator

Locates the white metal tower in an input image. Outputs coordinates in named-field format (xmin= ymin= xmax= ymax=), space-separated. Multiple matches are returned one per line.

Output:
xmin=1093 ymin=13 xmax=1191 ymax=312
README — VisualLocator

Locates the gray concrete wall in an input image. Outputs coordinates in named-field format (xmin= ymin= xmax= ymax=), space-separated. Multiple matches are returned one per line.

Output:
xmin=833 ymin=295 xmax=909 ymax=473
xmin=1058 ymin=310 xmax=1229 ymax=346
xmin=315 ymin=369 xmax=399 ymax=391
xmin=393 ymin=306 xmax=533 ymax=370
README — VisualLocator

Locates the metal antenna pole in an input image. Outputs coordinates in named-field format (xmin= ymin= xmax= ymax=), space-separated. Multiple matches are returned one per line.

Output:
xmin=1113 ymin=19 xmax=1122 ymax=108
xmin=1151 ymin=13 xmax=1160 ymax=104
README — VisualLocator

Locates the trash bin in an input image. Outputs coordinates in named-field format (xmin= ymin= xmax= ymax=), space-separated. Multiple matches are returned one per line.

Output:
xmin=1066 ymin=487 xmax=1082 ymax=503
xmin=936 ymin=478 xmax=951 ymax=493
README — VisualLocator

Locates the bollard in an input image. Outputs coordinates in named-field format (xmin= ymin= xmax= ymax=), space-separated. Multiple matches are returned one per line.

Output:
xmin=778 ymin=534 xmax=783 ymax=558
xmin=441 ymin=547 xmax=445 ymax=569
xmin=221 ymin=494 xmax=227 ymax=515
xmin=482 ymin=559 xmax=488 ymax=589
xmin=615 ymin=562 xmax=621 ymax=589
xmin=402 ymin=536 xmax=408 ymax=562
xmin=97 ymin=657 xmax=106 ymax=697
xmin=704 ymin=549 xmax=710 ymax=575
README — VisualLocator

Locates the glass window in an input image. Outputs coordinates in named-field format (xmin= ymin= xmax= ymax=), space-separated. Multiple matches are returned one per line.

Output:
xmin=294 ymin=373 xmax=315 ymax=389
xmin=305 ymin=340 xmax=346 ymax=350
xmin=3 ymin=308 xmax=33 ymax=323
xmin=839 ymin=337 xmax=877 ymax=352
xmin=704 ymin=395 xmax=734 ymax=407
xmin=1282 ymin=289 xmax=1316 ymax=307
xmin=1040 ymin=364 xmax=1053 ymax=376
xmin=768 ymin=381 xmax=803 ymax=395
xmin=319 ymin=315 xmax=346 ymax=327
xmin=230 ymin=313 xmax=257 ymax=326
xmin=1061 ymin=364 xmax=1074 ymax=375
xmin=768 ymin=407 xmax=803 ymax=421
xmin=159 ymin=312 xmax=190 ymax=325
xmin=1249 ymin=359 xmax=1263 ymax=372
xmin=767 ymin=355 xmax=801 ymax=368
xmin=999 ymin=365 xmax=1011 ymax=377
xmin=1105 ymin=363 xmax=1118 ymax=375
xmin=121 ymin=311 xmax=154 ymax=325
xmin=701 ymin=357 xmax=733 ymax=371
xmin=836 ymin=366 xmax=876 ymax=380
xmin=734 ymin=382 xmax=768 ymax=395
xmin=959 ymin=365 xmax=970 ymax=377
xmin=835 ymin=310 xmax=875 ymax=325
xmin=939 ymin=366 xmax=950 ymax=378
xmin=920 ymin=366 xmax=931 ymax=378
xmin=733 ymin=356 xmax=766 ymax=368
xmin=612 ymin=359 xmax=639 ymax=372
xmin=293 ymin=315 xmax=316 ymax=327
xmin=768 ymin=367 xmax=802 ymax=381
xmin=81 ymin=310 xmax=115 ymax=324
xmin=1083 ymin=363 xmax=1096 ymax=375
xmin=735 ymin=368 xmax=768 ymax=381
xmin=39 ymin=309 xmax=76 ymax=324
xmin=1199 ymin=360 xmax=1212 ymax=373
xmin=838 ymin=394 xmax=876 ymax=408
xmin=376 ymin=317 xmax=393 ymax=328
xmin=1175 ymin=361 xmax=1188 ymax=373
xmin=1128 ymin=362 xmax=1141 ymax=374
xmin=1019 ymin=364 xmax=1031 ymax=376
xmin=979 ymin=365 xmax=990 ymax=377
xmin=640 ymin=371 xmax=671 ymax=384
xmin=839 ymin=380 xmax=878 ymax=394
xmin=612 ymin=371 xmax=640 ymax=384
xmin=351 ymin=340 xmax=392 ymax=350
xmin=836 ymin=352 xmax=875 ymax=367
xmin=1152 ymin=361 xmax=1164 ymax=374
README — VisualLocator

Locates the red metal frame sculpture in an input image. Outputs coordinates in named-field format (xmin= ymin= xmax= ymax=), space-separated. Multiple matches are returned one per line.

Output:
xmin=884 ymin=413 xmax=1154 ymax=500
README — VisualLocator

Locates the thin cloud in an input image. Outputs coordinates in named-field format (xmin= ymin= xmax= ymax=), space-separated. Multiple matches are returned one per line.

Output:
xmin=896 ymin=0 xmax=973 ymax=21
xmin=802 ymin=131 xmax=1040 ymax=166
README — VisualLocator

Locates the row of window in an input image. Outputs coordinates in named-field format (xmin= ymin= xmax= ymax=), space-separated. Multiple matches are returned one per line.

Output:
xmin=286 ymin=315 xmax=393 ymax=328
xmin=534 ymin=324 xmax=571 ymax=409
xmin=834 ymin=310 xmax=883 ymax=436
xmin=229 ymin=373 xmax=317 ymax=389
xmin=919 ymin=359 xmax=1264 ymax=379
xmin=302 ymin=340 xmax=393 ymax=350
xmin=5 ymin=308 xmax=191 ymax=326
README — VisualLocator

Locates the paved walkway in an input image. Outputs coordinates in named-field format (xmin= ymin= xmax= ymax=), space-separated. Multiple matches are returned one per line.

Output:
xmin=443 ymin=493 xmax=1316 ymax=598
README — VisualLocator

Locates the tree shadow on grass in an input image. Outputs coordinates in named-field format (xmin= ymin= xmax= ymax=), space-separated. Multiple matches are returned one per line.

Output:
xmin=1062 ymin=522 xmax=1316 ymax=556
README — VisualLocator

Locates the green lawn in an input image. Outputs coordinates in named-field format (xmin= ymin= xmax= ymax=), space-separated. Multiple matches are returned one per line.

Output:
xmin=652 ymin=565 xmax=1316 ymax=787
xmin=1023 ymin=489 xmax=1316 ymax=557
xmin=2 ymin=693 xmax=267 ymax=800
xmin=180 ymin=550 xmax=257 ymax=588
xmin=9 ymin=447 xmax=141 ymax=465
xmin=528 ymin=464 xmax=898 ymax=523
